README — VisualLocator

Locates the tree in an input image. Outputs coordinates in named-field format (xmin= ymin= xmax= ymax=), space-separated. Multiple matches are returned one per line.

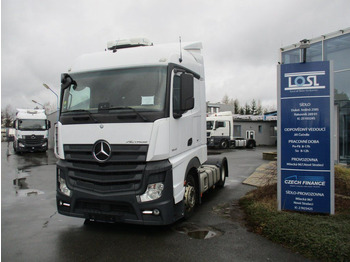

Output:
xmin=256 ymin=100 xmax=263 ymax=115
xmin=233 ymin=99 xmax=240 ymax=114
xmin=1 ymin=105 xmax=15 ymax=127
xmin=221 ymin=94 xmax=230 ymax=104
xmin=217 ymin=95 xmax=275 ymax=115
xmin=251 ymin=99 xmax=257 ymax=115
xmin=244 ymin=103 xmax=251 ymax=115
xmin=43 ymin=102 xmax=55 ymax=115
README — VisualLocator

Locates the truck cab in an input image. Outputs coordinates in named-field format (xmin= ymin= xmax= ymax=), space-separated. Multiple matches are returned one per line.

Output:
xmin=207 ymin=111 xmax=256 ymax=149
xmin=55 ymin=38 xmax=228 ymax=225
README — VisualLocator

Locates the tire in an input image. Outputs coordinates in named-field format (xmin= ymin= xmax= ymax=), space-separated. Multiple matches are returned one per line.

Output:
xmin=13 ymin=143 xmax=19 ymax=154
xmin=184 ymin=173 xmax=197 ymax=219
xmin=217 ymin=159 xmax=228 ymax=188
xmin=246 ymin=140 xmax=254 ymax=149
xmin=220 ymin=139 xmax=228 ymax=149
xmin=84 ymin=219 xmax=94 ymax=225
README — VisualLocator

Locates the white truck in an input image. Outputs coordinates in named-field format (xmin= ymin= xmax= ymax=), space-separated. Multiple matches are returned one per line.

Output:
xmin=13 ymin=109 xmax=51 ymax=153
xmin=55 ymin=38 xmax=228 ymax=225
xmin=207 ymin=111 xmax=256 ymax=149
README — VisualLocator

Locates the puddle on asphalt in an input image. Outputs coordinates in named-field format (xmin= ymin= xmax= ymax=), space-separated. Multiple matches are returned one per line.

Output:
xmin=13 ymin=169 xmax=44 ymax=197
xmin=174 ymin=223 xmax=223 ymax=240
xmin=187 ymin=230 xmax=219 ymax=239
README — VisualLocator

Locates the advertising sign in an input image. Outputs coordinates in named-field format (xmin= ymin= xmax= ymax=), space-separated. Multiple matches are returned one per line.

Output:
xmin=278 ymin=61 xmax=334 ymax=214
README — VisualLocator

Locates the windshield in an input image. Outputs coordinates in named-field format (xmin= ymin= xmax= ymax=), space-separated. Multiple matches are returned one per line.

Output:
xmin=19 ymin=119 xmax=47 ymax=130
xmin=206 ymin=121 xmax=214 ymax=130
xmin=61 ymin=67 xmax=167 ymax=114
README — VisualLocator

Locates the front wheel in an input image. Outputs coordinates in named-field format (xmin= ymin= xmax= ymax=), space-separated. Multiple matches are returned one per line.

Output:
xmin=220 ymin=139 xmax=229 ymax=149
xmin=184 ymin=173 xmax=197 ymax=219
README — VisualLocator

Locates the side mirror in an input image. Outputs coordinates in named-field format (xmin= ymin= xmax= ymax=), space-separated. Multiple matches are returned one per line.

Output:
xmin=180 ymin=73 xmax=194 ymax=111
xmin=61 ymin=73 xmax=77 ymax=89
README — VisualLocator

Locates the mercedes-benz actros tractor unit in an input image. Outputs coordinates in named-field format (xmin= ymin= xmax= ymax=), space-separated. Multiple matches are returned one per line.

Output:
xmin=13 ymin=109 xmax=51 ymax=153
xmin=56 ymin=38 xmax=228 ymax=225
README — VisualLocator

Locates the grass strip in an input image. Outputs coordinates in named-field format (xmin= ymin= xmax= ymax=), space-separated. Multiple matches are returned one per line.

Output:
xmin=240 ymin=165 xmax=350 ymax=261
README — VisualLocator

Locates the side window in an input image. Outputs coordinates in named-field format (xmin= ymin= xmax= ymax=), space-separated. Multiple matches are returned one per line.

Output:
xmin=216 ymin=121 xmax=226 ymax=128
xmin=63 ymin=85 xmax=91 ymax=111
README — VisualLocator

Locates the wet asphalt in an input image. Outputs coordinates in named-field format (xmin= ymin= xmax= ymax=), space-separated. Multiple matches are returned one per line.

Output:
xmin=1 ymin=142 xmax=310 ymax=262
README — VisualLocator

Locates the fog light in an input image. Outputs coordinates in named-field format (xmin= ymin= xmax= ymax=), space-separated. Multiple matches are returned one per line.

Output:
xmin=58 ymin=172 xmax=71 ymax=197
xmin=139 ymin=183 xmax=164 ymax=202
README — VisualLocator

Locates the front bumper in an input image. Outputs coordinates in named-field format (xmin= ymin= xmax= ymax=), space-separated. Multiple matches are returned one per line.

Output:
xmin=16 ymin=139 xmax=48 ymax=152
xmin=56 ymin=159 xmax=184 ymax=225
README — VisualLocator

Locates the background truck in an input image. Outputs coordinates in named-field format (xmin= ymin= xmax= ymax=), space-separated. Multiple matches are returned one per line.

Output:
xmin=13 ymin=109 xmax=51 ymax=153
xmin=55 ymin=38 xmax=228 ymax=225
xmin=207 ymin=111 xmax=256 ymax=149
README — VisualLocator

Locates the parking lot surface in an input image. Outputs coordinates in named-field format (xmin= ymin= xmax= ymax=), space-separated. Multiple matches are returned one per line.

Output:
xmin=1 ymin=142 xmax=309 ymax=262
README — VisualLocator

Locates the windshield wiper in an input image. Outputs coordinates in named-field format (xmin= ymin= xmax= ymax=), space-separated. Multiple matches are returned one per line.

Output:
xmin=62 ymin=109 xmax=99 ymax=123
xmin=105 ymin=106 xmax=149 ymax=122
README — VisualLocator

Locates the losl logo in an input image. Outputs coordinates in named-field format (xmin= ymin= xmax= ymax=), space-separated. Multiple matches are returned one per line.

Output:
xmin=284 ymin=71 xmax=325 ymax=91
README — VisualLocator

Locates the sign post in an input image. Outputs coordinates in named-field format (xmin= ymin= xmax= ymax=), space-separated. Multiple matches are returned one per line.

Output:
xmin=277 ymin=61 xmax=334 ymax=214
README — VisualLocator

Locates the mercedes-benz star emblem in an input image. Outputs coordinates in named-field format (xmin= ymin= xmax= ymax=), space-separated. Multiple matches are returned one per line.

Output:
xmin=93 ymin=140 xmax=112 ymax=162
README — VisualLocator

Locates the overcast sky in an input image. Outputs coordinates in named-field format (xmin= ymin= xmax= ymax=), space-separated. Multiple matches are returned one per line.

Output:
xmin=1 ymin=0 xmax=349 ymax=113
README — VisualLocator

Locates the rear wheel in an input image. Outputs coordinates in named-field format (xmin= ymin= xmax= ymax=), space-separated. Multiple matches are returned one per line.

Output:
xmin=217 ymin=159 xmax=228 ymax=188
xmin=246 ymin=140 xmax=254 ymax=149
xmin=184 ymin=173 xmax=197 ymax=219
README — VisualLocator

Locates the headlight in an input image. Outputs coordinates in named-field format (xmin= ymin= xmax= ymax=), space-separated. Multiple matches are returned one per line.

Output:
xmin=19 ymin=142 xmax=25 ymax=148
xmin=58 ymin=170 xmax=71 ymax=197
xmin=42 ymin=142 xmax=47 ymax=147
xmin=138 ymin=183 xmax=164 ymax=202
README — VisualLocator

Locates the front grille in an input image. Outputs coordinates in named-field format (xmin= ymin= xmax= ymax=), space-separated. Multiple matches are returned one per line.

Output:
xmin=63 ymin=144 xmax=148 ymax=194
xmin=24 ymin=135 xmax=45 ymax=145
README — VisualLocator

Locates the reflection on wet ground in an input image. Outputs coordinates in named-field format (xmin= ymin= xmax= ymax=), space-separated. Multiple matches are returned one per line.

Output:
xmin=13 ymin=169 xmax=45 ymax=197
xmin=4 ymin=142 xmax=55 ymax=197
xmin=174 ymin=222 xmax=223 ymax=240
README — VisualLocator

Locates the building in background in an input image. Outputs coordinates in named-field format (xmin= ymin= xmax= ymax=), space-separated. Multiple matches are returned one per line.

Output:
xmin=280 ymin=28 xmax=350 ymax=164
xmin=231 ymin=114 xmax=277 ymax=146
xmin=206 ymin=102 xmax=235 ymax=114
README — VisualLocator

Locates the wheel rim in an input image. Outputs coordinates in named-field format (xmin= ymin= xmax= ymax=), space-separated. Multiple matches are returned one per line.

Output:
xmin=221 ymin=140 xmax=227 ymax=148
xmin=184 ymin=183 xmax=196 ymax=209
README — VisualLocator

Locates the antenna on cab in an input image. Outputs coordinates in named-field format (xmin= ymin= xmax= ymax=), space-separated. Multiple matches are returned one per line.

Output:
xmin=179 ymin=36 xmax=183 ymax=63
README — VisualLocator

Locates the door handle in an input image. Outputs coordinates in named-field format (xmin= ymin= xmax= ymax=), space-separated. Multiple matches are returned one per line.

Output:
xmin=187 ymin=138 xmax=193 ymax=146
